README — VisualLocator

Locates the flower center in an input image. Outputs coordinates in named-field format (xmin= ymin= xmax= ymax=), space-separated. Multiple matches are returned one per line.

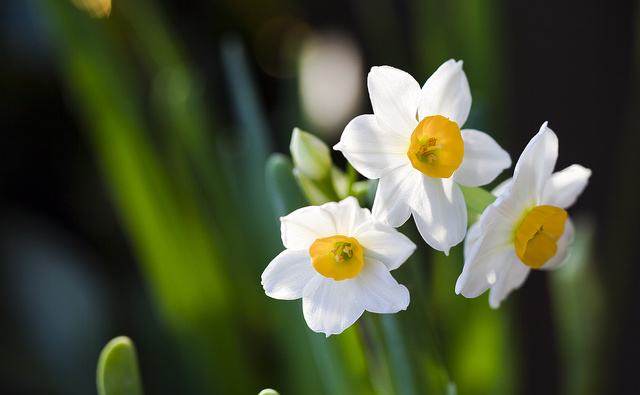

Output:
xmin=309 ymin=235 xmax=364 ymax=281
xmin=407 ymin=115 xmax=464 ymax=178
xmin=514 ymin=205 xmax=568 ymax=269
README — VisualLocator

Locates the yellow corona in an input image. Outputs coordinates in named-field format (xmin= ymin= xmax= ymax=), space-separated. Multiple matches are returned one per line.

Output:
xmin=407 ymin=115 xmax=464 ymax=178
xmin=309 ymin=235 xmax=364 ymax=280
xmin=514 ymin=205 xmax=568 ymax=269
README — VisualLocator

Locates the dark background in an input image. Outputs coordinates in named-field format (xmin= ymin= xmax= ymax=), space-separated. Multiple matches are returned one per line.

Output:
xmin=1 ymin=0 xmax=638 ymax=394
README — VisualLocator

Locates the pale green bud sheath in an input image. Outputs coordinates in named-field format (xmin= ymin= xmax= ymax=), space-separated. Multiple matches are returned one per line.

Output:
xmin=290 ymin=127 xmax=331 ymax=180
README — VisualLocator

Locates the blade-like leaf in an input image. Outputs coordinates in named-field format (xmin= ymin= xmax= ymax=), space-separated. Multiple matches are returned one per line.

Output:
xmin=97 ymin=336 xmax=143 ymax=395
xmin=266 ymin=154 xmax=307 ymax=216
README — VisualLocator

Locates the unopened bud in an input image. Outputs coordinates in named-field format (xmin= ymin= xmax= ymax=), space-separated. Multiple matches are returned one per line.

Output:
xmin=290 ymin=128 xmax=331 ymax=180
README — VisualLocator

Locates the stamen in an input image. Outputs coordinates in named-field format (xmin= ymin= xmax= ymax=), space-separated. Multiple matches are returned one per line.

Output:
xmin=332 ymin=242 xmax=354 ymax=262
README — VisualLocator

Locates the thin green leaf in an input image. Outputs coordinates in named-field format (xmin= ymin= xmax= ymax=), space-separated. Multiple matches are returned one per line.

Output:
xmin=97 ymin=337 xmax=143 ymax=395
xmin=381 ymin=315 xmax=418 ymax=395
xmin=266 ymin=154 xmax=307 ymax=215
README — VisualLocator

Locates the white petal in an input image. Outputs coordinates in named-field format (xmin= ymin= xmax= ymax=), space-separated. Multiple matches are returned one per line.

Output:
xmin=456 ymin=200 xmax=517 ymax=297
xmin=280 ymin=206 xmax=336 ymax=250
xmin=542 ymin=165 xmax=592 ymax=209
xmin=357 ymin=222 xmax=416 ymax=270
xmin=262 ymin=249 xmax=315 ymax=300
xmin=463 ymin=222 xmax=482 ymax=262
xmin=485 ymin=179 xmax=533 ymax=226
xmin=411 ymin=177 xmax=467 ymax=254
xmin=509 ymin=122 xmax=558 ymax=205
xmin=488 ymin=256 xmax=530 ymax=309
xmin=453 ymin=129 xmax=512 ymax=187
xmin=302 ymin=276 xmax=364 ymax=336
xmin=334 ymin=114 xmax=409 ymax=179
xmin=418 ymin=59 xmax=472 ymax=127
xmin=367 ymin=66 xmax=421 ymax=136
xmin=491 ymin=177 xmax=512 ymax=197
xmin=456 ymin=236 xmax=514 ymax=298
xmin=541 ymin=219 xmax=575 ymax=271
xmin=321 ymin=196 xmax=370 ymax=237
xmin=372 ymin=164 xmax=420 ymax=227
xmin=355 ymin=258 xmax=410 ymax=313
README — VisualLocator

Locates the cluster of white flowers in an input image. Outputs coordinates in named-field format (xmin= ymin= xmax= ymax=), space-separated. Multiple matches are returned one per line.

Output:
xmin=262 ymin=60 xmax=591 ymax=336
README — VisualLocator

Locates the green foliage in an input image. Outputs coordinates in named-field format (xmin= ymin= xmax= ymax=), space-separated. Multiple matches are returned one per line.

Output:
xmin=459 ymin=185 xmax=497 ymax=225
xmin=266 ymin=154 xmax=308 ymax=215
xmin=38 ymin=1 xmax=255 ymax=393
xmin=550 ymin=218 xmax=603 ymax=395
xmin=35 ymin=1 xmax=599 ymax=395
xmin=97 ymin=337 xmax=143 ymax=395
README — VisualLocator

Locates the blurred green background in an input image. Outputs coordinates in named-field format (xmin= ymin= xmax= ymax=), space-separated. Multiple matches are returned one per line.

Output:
xmin=0 ymin=0 xmax=638 ymax=394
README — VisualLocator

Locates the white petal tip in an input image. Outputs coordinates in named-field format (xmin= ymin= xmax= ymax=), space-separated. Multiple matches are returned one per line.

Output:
xmin=506 ymin=156 xmax=513 ymax=168
xmin=333 ymin=142 xmax=342 ymax=151
xmin=262 ymin=288 xmax=279 ymax=300
xmin=577 ymin=165 xmax=592 ymax=177
xmin=367 ymin=66 xmax=381 ymax=77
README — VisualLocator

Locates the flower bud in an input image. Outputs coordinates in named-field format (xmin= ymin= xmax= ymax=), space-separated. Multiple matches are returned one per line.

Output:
xmin=331 ymin=167 xmax=350 ymax=199
xmin=293 ymin=169 xmax=333 ymax=205
xmin=290 ymin=128 xmax=331 ymax=180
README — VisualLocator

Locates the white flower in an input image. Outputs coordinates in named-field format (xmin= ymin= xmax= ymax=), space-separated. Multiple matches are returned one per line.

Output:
xmin=261 ymin=197 xmax=416 ymax=336
xmin=334 ymin=60 xmax=511 ymax=254
xmin=456 ymin=122 xmax=591 ymax=308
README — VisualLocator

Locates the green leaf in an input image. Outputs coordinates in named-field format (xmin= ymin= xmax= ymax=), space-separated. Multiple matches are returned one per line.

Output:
xmin=380 ymin=315 xmax=418 ymax=395
xmin=459 ymin=185 xmax=496 ymax=225
xmin=97 ymin=336 xmax=143 ymax=395
xmin=550 ymin=218 xmax=603 ymax=394
xmin=265 ymin=154 xmax=308 ymax=215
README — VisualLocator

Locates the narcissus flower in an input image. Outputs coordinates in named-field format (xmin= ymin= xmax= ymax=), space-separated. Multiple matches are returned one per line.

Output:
xmin=334 ymin=60 xmax=511 ymax=253
xmin=456 ymin=123 xmax=591 ymax=308
xmin=262 ymin=197 xmax=416 ymax=336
